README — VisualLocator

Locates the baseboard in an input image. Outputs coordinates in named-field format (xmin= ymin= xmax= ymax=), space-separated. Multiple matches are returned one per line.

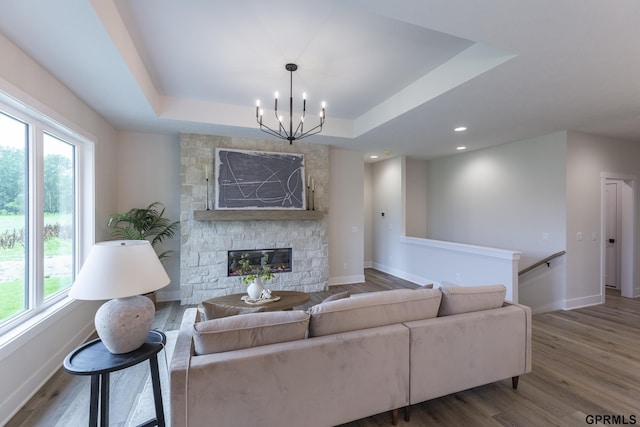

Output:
xmin=531 ymin=302 xmax=565 ymax=314
xmin=328 ymin=274 xmax=365 ymax=286
xmin=563 ymin=293 xmax=604 ymax=310
xmin=156 ymin=289 xmax=181 ymax=302
xmin=371 ymin=263 xmax=436 ymax=287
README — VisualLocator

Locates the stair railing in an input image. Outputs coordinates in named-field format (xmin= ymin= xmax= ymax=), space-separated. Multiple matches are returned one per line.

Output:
xmin=518 ymin=250 xmax=566 ymax=276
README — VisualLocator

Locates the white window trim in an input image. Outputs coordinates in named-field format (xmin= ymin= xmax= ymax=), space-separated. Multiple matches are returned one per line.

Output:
xmin=0 ymin=88 xmax=95 ymax=338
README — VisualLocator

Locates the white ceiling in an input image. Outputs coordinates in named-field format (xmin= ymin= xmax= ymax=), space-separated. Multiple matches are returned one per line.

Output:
xmin=1 ymin=0 xmax=640 ymax=160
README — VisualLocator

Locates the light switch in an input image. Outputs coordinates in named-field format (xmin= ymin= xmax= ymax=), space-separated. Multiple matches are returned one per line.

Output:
xmin=577 ymin=232 xmax=583 ymax=241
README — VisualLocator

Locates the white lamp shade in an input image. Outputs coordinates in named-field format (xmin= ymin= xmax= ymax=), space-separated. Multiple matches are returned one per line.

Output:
xmin=70 ymin=240 xmax=170 ymax=300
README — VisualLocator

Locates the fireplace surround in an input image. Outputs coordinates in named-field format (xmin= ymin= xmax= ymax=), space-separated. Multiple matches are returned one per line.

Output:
xmin=180 ymin=133 xmax=329 ymax=304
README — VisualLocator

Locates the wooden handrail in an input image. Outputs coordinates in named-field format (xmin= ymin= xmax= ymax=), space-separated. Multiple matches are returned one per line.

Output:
xmin=518 ymin=250 xmax=566 ymax=276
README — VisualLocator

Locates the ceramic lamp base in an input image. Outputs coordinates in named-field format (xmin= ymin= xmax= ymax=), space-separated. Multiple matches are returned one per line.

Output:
xmin=95 ymin=295 xmax=155 ymax=354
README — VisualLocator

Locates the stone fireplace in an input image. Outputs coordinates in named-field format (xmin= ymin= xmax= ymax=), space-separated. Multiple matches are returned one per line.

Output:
xmin=180 ymin=133 xmax=329 ymax=304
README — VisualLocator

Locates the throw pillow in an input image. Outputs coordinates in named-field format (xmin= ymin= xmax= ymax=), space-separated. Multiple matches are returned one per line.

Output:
xmin=192 ymin=310 xmax=310 ymax=355
xmin=320 ymin=290 xmax=350 ymax=303
xmin=438 ymin=284 xmax=507 ymax=316
xmin=307 ymin=288 xmax=442 ymax=337
xmin=200 ymin=300 xmax=265 ymax=320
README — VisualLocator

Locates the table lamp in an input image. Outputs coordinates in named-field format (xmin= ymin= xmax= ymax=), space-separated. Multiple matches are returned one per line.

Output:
xmin=69 ymin=240 xmax=170 ymax=354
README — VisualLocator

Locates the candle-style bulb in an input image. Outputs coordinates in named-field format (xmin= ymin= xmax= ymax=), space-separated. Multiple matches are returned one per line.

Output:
xmin=275 ymin=91 xmax=279 ymax=99
xmin=256 ymin=100 xmax=260 ymax=107
xmin=278 ymin=115 xmax=283 ymax=122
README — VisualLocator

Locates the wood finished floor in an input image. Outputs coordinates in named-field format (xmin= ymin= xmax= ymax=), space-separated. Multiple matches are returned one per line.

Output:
xmin=7 ymin=270 xmax=640 ymax=426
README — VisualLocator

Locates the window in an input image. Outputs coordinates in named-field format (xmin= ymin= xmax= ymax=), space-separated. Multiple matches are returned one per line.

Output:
xmin=0 ymin=101 xmax=89 ymax=332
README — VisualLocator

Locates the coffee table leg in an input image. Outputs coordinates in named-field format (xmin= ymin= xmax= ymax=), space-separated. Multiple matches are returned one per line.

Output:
xmin=149 ymin=355 xmax=166 ymax=426
xmin=100 ymin=373 xmax=109 ymax=426
xmin=89 ymin=375 xmax=99 ymax=427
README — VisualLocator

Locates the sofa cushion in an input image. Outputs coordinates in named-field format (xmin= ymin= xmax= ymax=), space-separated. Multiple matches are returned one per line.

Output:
xmin=438 ymin=284 xmax=507 ymax=316
xmin=320 ymin=290 xmax=351 ymax=303
xmin=192 ymin=310 xmax=310 ymax=355
xmin=307 ymin=288 xmax=441 ymax=337
xmin=200 ymin=300 xmax=266 ymax=320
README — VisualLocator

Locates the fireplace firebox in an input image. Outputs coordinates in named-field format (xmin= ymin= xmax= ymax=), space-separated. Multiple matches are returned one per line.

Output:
xmin=228 ymin=248 xmax=292 ymax=277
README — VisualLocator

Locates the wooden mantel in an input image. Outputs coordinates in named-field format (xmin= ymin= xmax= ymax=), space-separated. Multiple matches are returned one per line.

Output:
xmin=194 ymin=210 xmax=324 ymax=221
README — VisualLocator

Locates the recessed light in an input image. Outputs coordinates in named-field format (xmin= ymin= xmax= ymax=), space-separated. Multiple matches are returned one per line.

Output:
xmin=456 ymin=146 xmax=467 ymax=151
xmin=454 ymin=126 xmax=467 ymax=132
xmin=370 ymin=155 xmax=379 ymax=159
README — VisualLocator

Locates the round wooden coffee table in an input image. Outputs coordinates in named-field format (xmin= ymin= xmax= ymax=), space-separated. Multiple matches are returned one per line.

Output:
xmin=204 ymin=290 xmax=310 ymax=311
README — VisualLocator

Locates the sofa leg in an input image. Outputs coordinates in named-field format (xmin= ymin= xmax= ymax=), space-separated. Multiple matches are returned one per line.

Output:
xmin=512 ymin=376 xmax=519 ymax=389
xmin=391 ymin=408 xmax=399 ymax=425
xmin=404 ymin=405 xmax=411 ymax=422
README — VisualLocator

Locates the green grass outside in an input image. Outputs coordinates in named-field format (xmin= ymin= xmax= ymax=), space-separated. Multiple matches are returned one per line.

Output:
xmin=0 ymin=213 xmax=72 ymax=230
xmin=0 ymin=212 xmax=74 ymax=322
xmin=0 ymin=276 xmax=71 ymax=321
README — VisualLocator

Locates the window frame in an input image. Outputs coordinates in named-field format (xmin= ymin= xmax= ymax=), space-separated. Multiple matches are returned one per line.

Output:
xmin=0 ymin=96 xmax=94 ymax=336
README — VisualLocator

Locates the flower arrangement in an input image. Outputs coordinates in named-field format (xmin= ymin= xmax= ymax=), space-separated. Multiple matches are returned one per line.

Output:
xmin=237 ymin=252 xmax=274 ymax=285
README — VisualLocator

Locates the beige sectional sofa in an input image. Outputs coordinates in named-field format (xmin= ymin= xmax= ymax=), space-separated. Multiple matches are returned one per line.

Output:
xmin=170 ymin=285 xmax=531 ymax=427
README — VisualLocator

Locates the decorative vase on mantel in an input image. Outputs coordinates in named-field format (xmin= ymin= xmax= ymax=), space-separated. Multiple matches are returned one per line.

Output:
xmin=247 ymin=277 xmax=264 ymax=299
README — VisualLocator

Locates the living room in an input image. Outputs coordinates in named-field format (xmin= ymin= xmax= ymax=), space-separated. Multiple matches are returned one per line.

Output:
xmin=2 ymin=1 xmax=640 ymax=425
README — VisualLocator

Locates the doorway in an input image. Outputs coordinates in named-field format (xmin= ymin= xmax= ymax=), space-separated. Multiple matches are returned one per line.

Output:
xmin=601 ymin=174 xmax=635 ymax=299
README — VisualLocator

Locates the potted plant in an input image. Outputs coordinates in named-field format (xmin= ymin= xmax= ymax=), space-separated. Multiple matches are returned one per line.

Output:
xmin=238 ymin=252 xmax=273 ymax=299
xmin=106 ymin=202 xmax=179 ymax=302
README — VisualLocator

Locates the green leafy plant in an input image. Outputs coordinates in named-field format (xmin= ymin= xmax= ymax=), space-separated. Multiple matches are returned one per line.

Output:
xmin=237 ymin=252 xmax=274 ymax=285
xmin=106 ymin=202 xmax=179 ymax=260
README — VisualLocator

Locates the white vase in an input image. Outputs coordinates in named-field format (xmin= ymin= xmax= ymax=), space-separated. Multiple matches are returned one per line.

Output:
xmin=247 ymin=277 xmax=264 ymax=299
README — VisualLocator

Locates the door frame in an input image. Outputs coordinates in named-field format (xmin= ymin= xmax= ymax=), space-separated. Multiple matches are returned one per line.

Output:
xmin=600 ymin=172 xmax=636 ymax=299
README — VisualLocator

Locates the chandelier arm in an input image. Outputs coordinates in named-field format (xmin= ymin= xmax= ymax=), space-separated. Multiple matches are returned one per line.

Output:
xmin=292 ymin=118 xmax=305 ymax=136
xmin=257 ymin=119 xmax=286 ymax=139
xmin=296 ymin=123 xmax=324 ymax=140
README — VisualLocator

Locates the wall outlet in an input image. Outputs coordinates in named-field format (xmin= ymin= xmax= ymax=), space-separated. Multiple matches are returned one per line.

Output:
xmin=577 ymin=231 xmax=583 ymax=241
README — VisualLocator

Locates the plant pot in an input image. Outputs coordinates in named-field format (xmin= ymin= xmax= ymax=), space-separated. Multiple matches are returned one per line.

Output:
xmin=247 ymin=278 xmax=264 ymax=299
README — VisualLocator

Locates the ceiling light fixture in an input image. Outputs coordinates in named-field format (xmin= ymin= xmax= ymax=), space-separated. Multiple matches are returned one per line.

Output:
xmin=454 ymin=126 xmax=467 ymax=132
xmin=456 ymin=146 xmax=467 ymax=151
xmin=256 ymin=63 xmax=326 ymax=144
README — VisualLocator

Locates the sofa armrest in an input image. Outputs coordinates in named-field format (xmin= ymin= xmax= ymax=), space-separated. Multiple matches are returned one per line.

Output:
xmin=170 ymin=307 xmax=198 ymax=427
xmin=405 ymin=304 xmax=531 ymax=404
xmin=503 ymin=302 xmax=532 ymax=373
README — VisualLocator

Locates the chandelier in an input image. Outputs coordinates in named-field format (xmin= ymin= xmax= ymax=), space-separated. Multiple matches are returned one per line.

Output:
xmin=255 ymin=63 xmax=326 ymax=144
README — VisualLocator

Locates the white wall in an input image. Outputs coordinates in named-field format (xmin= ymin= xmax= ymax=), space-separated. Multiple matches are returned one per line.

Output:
xmin=565 ymin=131 xmax=640 ymax=308
xmin=372 ymin=157 xmax=405 ymax=269
xmin=0 ymin=33 xmax=118 ymax=424
xmin=426 ymin=133 xmax=567 ymax=311
xmin=116 ymin=131 xmax=181 ymax=300
xmin=328 ymin=147 xmax=365 ymax=285
xmin=405 ymin=157 xmax=428 ymax=238
xmin=369 ymin=156 xmax=520 ymax=300
xmin=364 ymin=163 xmax=374 ymax=266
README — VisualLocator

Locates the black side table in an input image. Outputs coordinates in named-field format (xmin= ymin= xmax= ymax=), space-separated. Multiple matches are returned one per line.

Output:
xmin=63 ymin=330 xmax=166 ymax=427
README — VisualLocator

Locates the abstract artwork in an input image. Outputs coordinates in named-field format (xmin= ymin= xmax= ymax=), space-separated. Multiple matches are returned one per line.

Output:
xmin=215 ymin=148 xmax=306 ymax=210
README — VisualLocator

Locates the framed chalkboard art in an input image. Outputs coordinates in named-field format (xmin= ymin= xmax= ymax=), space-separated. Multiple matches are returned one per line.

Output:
xmin=215 ymin=148 xmax=306 ymax=210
